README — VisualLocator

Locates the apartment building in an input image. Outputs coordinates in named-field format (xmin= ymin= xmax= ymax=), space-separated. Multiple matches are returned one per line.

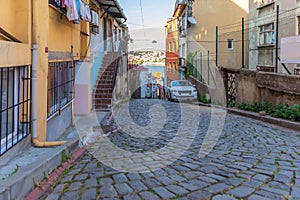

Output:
xmin=75 ymin=0 xmax=128 ymax=114
xmin=0 ymin=0 xmax=127 ymax=158
xmin=249 ymin=0 xmax=300 ymax=74
xmin=187 ymin=0 xmax=248 ymax=85
xmin=165 ymin=18 xmax=180 ymax=84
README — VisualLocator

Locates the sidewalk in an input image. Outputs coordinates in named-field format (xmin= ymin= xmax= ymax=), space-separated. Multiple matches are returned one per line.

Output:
xmin=0 ymin=127 xmax=79 ymax=200
xmin=192 ymin=101 xmax=300 ymax=132
xmin=0 ymin=112 xmax=107 ymax=200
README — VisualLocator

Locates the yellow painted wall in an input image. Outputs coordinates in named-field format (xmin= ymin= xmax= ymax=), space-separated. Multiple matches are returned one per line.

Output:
xmin=188 ymin=0 xmax=248 ymax=68
xmin=0 ymin=42 xmax=31 ymax=67
xmin=0 ymin=0 xmax=31 ymax=43
xmin=48 ymin=7 xmax=81 ymax=60
xmin=0 ymin=0 xmax=91 ymax=142
xmin=0 ymin=0 xmax=31 ymax=68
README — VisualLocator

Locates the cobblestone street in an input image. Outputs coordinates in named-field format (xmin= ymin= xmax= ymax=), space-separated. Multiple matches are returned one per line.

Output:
xmin=45 ymin=99 xmax=300 ymax=200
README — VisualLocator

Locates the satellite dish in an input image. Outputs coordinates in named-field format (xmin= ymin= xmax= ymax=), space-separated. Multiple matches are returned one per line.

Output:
xmin=188 ymin=17 xmax=197 ymax=25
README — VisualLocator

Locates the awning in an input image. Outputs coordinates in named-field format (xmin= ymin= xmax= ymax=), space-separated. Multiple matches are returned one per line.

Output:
xmin=173 ymin=1 xmax=186 ymax=17
xmin=96 ymin=0 xmax=127 ymax=20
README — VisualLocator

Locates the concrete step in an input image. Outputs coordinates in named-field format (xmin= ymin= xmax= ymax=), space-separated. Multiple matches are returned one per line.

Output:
xmin=94 ymin=85 xmax=113 ymax=89
xmin=93 ymin=99 xmax=112 ymax=104
xmin=93 ymin=94 xmax=113 ymax=99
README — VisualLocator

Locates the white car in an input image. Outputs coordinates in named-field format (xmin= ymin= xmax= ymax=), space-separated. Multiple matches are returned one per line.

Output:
xmin=168 ymin=80 xmax=198 ymax=102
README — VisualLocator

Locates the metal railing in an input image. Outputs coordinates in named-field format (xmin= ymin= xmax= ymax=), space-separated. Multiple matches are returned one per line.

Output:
xmin=112 ymin=38 xmax=127 ymax=89
xmin=0 ymin=66 xmax=31 ymax=156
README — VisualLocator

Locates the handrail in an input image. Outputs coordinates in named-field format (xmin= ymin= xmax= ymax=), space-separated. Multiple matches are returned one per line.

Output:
xmin=112 ymin=39 xmax=126 ymax=88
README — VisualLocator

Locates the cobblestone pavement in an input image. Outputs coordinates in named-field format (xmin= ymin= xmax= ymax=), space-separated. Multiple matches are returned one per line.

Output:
xmin=45 ymin=99 xmax=300 ymax=200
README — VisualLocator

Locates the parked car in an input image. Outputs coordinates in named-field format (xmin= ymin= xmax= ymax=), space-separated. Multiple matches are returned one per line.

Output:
xmin=167 ymin=80 xmax=198 ymax=102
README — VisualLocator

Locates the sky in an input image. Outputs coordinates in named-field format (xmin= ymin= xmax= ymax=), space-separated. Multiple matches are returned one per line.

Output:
xmin=118 ymin=0 xmax=175 ymax=50
xmin=118 ymin=0 xmax=175 ymax=30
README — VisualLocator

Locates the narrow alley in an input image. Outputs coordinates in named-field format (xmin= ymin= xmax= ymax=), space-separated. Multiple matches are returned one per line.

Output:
xmin=44 ymin=99 xmax=300 ymax=200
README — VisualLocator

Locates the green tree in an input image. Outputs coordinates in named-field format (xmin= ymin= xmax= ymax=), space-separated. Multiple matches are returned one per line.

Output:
xmin=186 ymin=52 xmax=196 ymax=78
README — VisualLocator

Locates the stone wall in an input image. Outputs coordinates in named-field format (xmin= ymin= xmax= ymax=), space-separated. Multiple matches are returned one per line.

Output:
xmin=223 ymin=68 xmax=300 ymax=106
xmin=188 ymin=67 xmax=226 ymax=106
xmin=235 ymin=70 xmax=261 ymax=105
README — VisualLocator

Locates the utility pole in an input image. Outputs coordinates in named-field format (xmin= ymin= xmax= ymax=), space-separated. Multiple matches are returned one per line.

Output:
xmin=216 ymin=26 xmax=218 ymax=66
xmin=275 ymin=5 xmax=279 ymax=73
xmin=242 ymin=17 xmax=245 ymax=68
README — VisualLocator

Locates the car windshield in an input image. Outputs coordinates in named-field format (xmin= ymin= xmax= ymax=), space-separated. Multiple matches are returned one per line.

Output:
xmin=171 ymin=81 xmax=192 ymax=87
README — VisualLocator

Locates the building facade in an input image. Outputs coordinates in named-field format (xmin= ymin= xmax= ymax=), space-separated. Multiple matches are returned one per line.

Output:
xmin=249 ymin=0 xmax=300 ymax=74
xmin=172 ymin=0 xmax=192 ymax=79
xmin=186 ymin=0 xmax=248 ymax=86
xmin=0 ymin=0 xmax=32 ymax=156
xmin=0 ymin=0 xmax=128 ymax=158
xmin=165 ymin=18 xmax=180 ymax=85
xmin=75 ymin=0 xmax=128 ymax=114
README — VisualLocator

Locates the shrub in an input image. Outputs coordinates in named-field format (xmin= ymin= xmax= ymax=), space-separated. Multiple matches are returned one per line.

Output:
xmin=238 ymin=102 xmax=300 ymax=122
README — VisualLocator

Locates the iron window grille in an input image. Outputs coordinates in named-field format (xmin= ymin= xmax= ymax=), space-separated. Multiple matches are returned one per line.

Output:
xmin=47 ymin=62 xmax=75 ymax=118
xmin=0 ymin=66 xmax=31 ymax=156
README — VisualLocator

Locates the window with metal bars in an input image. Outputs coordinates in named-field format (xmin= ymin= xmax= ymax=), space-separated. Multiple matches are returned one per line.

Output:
xmin=0 ymin=66 xmax=31 ymax=156
xmin=47 ymin=62 xmax=74 ymax=118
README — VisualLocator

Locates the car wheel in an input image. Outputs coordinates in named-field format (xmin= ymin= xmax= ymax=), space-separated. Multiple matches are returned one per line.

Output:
xmin=170 ymin=94 xmax=174 ymax=102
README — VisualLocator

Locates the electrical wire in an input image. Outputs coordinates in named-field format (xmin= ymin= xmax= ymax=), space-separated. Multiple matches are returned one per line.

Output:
xmin=219 ymin=6 xmax=300 ymax=31
xmin=139 ymin=0 xmax=146 ymax=38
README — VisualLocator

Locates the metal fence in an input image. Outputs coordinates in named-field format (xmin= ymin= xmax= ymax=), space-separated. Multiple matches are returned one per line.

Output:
xmin=0 ymin=66 xmax=31 ymax=156
xmin=48 ymin=62 xmax=75 ymax=118
xmin=187 ymin=4 xmax=300 ymax=88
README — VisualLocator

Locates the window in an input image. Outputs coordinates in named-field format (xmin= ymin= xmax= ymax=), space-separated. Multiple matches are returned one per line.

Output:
xmin=182 ymin=44 xmax=186 ymax=58
xmin=228 ymin=39 xmax=234 ymax=50
xmin=258 ymin=0 xmax=275 ymax=8
xmin=169 ymin=42 xmax=173 ymax=52
xmin=259 ymin=23 xmax=274 ymax=45
xmin=173 ymin=41 xmax=176 ymax=52
xmin=173 ymin=62 xmax=176 ymax=73
xmin=48 ymin=62 xmax=74 ymax=118
xmin=0 ymin=66 xmax=31 ymax=156
xmin=258 ymin=47 xmax=274 ymax=66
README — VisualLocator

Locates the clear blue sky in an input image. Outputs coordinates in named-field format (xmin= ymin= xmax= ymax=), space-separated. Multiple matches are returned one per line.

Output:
xmin=118 ymin=0 xmax=175 ymax=30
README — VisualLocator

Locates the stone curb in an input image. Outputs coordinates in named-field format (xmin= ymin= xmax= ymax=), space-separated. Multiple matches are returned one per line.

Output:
xmin=0 ymin=139 xmax=81 ymax=200
xmin=23 ymin=147 xmax=86 ymax=200
xmin=227 ymin=108 xmax=300 ymax=132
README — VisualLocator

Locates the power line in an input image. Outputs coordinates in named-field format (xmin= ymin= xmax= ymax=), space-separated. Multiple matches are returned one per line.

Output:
xmin=219 ymin=6 xmax=300 ymax=31
xmin=139 ymin=0 xmax=146 ymax=38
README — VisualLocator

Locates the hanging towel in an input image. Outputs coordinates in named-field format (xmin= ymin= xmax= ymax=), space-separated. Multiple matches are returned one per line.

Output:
xmin=65 ymin=0 xmax=79 ymax=21
xmin=79 ymin=0 xmax=91 ymax=22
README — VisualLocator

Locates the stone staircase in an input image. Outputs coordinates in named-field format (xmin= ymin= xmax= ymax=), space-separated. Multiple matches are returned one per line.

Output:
xmin=93 ymin=52 xmax=118 ymax=112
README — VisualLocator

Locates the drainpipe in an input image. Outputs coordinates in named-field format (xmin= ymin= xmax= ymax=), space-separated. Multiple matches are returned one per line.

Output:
xmin=31 ymin=45 xmax=65 ymax=147
xmin=31 ymin=0 xmax=65 ymax=147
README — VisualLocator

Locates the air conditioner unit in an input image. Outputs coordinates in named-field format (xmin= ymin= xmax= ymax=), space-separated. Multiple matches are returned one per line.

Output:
xmin=91 ymin=11 xmax=99 ymax=26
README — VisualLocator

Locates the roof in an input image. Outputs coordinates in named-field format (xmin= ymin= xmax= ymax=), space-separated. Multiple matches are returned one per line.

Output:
xmin=136 ymin=65 xmax=149 ymax=71
xmin=97 ymin=0 xmax=127 ymax=20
